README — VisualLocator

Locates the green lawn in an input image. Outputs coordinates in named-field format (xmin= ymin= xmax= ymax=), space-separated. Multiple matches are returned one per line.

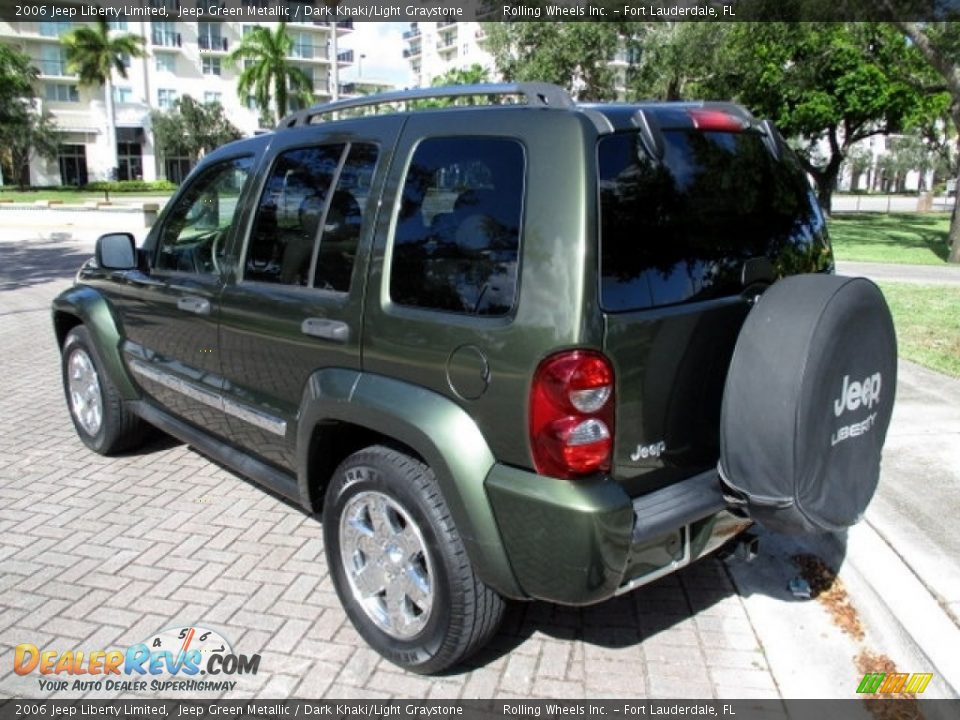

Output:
xmin=828 ymin=213 xmax=952 ymax=265
xmin=0 ymin=189 xmax=172 ymax=203
xmin=878 ymin=282 xmax=960 ymax=378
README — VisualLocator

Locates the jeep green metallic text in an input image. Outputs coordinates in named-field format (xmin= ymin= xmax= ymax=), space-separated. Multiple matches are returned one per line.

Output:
xmin=53 ymin=84 xmax=898 ymax=673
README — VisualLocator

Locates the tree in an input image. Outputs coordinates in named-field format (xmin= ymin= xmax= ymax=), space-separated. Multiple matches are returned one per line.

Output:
xmin=431 ymin=63 xmax=490 ymax=87
xmin=150 ymin=95 xmax=242 ymax=171
xmin=228 ymin=23 xmax=313 ymax=126
xmin=0 ymin=109 xmax=59 ymax=189
xmin=0 ymin=44 xmax=37 ymax=127
xmin=486 ymin=23 xmax=623 ymax=101
xmin=702 ymin=22 xmax=940 ymax=212
xmin=881 ymin=18 xmax=960 ymax=261
xmin=627 ymin=23 xmax=733 ymax=101
xmin=61 ymin=20 xmax=145 ymax=179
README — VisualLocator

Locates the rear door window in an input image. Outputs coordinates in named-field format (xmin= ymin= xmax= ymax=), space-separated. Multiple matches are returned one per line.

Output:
xmin=389 ymin=137 xmax=524 ymax=316
xmin=598 ymin=129 xmax=829 ymax=311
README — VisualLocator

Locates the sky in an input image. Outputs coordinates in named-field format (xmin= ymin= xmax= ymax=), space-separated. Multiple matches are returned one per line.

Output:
xmin=340 ymin=23 xmax=414 ymax=88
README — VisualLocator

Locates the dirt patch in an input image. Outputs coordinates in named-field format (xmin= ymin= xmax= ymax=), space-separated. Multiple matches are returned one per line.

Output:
xmin=855 ymin=650 xmax=925 ymax=720
xmin=793 ymin=553 xmax=865 ymax=641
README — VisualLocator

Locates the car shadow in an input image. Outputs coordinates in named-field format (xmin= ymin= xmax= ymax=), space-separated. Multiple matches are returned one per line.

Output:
xmin=0 ymin=237 xmax=93 ymax=291
xmin=121 ymin=431 xmax=851 ymax=675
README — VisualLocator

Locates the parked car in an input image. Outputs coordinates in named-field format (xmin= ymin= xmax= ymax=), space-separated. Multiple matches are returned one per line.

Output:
xmin=53 ymin=83 xmax=898 ymax=673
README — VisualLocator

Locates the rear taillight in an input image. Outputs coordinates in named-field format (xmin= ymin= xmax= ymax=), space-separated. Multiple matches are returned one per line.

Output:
xmin=529 ymin=351 xmax=615 ymax=479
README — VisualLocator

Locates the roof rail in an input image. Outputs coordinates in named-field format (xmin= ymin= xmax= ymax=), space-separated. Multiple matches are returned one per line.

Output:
xmin=276 ymin=83 xmax=574 ymax=129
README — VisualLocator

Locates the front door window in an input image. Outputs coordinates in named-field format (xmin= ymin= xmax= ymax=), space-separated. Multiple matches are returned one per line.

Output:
xmin=155 ymin=156 xmax=254 ymax=274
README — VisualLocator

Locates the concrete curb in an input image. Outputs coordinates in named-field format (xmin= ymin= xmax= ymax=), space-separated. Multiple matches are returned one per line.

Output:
xmin=829 ymin=520 xmax=960 ymax=698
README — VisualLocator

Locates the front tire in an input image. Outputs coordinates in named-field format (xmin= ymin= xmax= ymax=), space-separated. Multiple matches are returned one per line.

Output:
xmin=323 ymin=445 xmax=505 ymax=674
xmin=61 ymin=326 xmax=145 ymax=455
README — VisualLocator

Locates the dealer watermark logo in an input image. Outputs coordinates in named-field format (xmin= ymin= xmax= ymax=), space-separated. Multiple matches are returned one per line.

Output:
xmin=857 ymin=672 xmax=933 ymax=694
xmin=14 ymin=625 xmax=260 ymax=693
xmin=831 ymin=372 xmax=881 ymax=447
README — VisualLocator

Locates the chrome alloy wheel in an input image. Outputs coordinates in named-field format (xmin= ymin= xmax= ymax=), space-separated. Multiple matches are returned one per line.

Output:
xmin=67 ymin=348 xmax=103 ymax=437
xmin=339 ymin=490 xmax=435 ymax=639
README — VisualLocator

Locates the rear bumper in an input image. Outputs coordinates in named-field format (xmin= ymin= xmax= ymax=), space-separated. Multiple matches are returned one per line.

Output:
xmin=484 ymin=465 xmax=749 ymax=605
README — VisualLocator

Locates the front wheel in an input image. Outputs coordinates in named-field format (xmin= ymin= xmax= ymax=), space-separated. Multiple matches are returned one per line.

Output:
xmin=323 ymin=446 xmax=505 ymax=674
xmin=61 ymin=326 xmax=146 ymax=455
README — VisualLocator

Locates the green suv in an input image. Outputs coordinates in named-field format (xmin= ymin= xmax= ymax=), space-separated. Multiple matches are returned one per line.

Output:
xmin=53 ymin=84 xmax=897 ymax=673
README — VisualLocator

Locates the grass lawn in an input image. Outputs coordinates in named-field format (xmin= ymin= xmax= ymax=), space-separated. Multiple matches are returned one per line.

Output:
xmin=0 ymin=189 xmax=172 ymax=203
xmin=828 ymin=213 xmax=952 ymax=265
xmin=878 ymin=282 xmax=960 ymax=378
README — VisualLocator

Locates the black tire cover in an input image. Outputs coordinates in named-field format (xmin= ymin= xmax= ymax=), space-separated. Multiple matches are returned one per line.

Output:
xmin=719 ymin=274 xmax=897 ymax=534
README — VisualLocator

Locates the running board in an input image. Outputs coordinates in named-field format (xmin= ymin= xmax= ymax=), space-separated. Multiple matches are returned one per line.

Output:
xmin=129 ymin=401 xmax=301 ymax=505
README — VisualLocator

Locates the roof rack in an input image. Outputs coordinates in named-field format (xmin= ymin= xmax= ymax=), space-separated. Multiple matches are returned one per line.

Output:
xmin=276 ymin=83 xmax=574 ymax=129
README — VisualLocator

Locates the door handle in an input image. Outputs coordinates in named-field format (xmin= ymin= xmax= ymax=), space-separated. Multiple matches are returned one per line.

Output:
xmin=301 ymin=318 xmax=349 ymax=343
xmin=177 ymin=296 xmax=211 ymax=316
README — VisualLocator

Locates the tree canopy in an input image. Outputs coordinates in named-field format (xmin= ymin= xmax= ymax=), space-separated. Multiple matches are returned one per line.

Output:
xmin=61 ymin=20 xmax=144 ymax=88
xmin=485 ymin=22 xmax=623 ymax=101
xmin=150 ymin=96 xmax=242 ymax=167
xmin=0 ymin=44 xmax=57 ymax=187
xmin=228 ymin=23 xmax=314 ymax=126
xmin=884 ymin=19 xmax=960 ymax=262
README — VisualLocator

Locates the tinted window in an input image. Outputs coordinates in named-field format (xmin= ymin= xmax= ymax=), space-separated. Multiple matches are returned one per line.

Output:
xmin=390 ymin=138 xmax=524 ymax=316
xmin=245 ymin=145 xmax=344 ymax=286
xmin=245 ymin=143 xmax=379 ymax=290
xmin=314 ymin=144 xmax=379 ymax=292
xmin=598 ymin=130 xmax=830 ymax=311
xmin=156 ymin=156 xmax=253 ymax=274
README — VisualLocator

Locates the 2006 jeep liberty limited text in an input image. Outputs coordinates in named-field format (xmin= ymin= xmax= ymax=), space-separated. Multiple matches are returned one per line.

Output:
xmin=53 ymin=84 xmax=898 ymax=673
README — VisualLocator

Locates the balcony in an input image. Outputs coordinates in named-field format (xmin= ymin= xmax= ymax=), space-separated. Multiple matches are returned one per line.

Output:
xmin=402 ymin=28 xmax=420 ymax=40
xmin=198 ymin=36 xmax=229 ymax=52
xmin=436 ymin=31 xmax=458 ymax=52
xmin=337 ymin=49 xmax=354 ymax=64
xmin=152 ymin=31 xmax=182 ymax=49
xmin=289 ymin=45 xmax=330 ymax=61
xmin=403 ymin=45 xmax=422 ymax=59
xmin=335 ymin=20 xmax=353 ymax=30
xmin=35 ymin=58 xmax=73 ymax=78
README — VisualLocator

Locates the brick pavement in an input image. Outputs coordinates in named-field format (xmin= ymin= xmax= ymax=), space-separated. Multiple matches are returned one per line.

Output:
xmin=0 ymin=233 xmax=780 ymax=700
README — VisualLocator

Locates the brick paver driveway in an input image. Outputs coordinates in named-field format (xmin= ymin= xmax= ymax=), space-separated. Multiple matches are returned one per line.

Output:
xmin=0 ymin=232 xmax=779 ymax=700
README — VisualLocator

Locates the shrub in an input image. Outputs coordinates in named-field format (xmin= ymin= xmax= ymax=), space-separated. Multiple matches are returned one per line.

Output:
xmin=84 ymin=180 xmax=177 ymax=192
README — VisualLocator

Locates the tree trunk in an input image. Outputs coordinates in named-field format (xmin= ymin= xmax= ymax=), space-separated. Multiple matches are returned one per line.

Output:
xmin=813 ymin=154 xmax=844 ymax=215
xmin=949 ymin=159 xmax=960 ymax=263
xmin=104 ymin=75 xmax=118 ymax=180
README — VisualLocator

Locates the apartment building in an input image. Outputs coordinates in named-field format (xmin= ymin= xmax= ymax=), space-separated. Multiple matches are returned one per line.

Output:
xmin=0 ymin=19 xmax=353 ymax=185
xmin=401 ymin=21 xmax=629 ymax=97
xmin=402 ymin=21 xmax=494 ymax=87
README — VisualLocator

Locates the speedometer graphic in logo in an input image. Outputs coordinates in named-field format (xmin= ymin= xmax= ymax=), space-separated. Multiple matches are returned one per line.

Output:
xmin=143 ymin=626 xmax=232 ymax=672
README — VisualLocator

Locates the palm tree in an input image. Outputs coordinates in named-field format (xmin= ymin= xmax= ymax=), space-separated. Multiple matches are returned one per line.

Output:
xmin=61 ymin=20 xmax=145 ymax=179
xmin=228 ymin=23 xmax=314 ymax=126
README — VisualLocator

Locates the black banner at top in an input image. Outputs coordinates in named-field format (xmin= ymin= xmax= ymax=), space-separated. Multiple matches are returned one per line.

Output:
xmin=0 ymin=0 xmax=959 ymax=23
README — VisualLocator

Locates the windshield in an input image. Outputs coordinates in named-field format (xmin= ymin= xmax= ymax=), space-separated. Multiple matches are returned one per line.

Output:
xmin=598 ymin=129 xmax=831 ymax=312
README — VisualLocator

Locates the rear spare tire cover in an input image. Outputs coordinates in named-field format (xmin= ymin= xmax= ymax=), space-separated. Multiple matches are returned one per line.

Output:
xmin=719 ymin=275 xmax=897 ymax=534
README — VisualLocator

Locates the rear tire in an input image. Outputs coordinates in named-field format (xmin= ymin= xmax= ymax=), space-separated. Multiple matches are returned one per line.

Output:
xmin=323 ymin=445 xmax=505 ymax=674
xmin=61 ymin=326 xmax=146 ymax=455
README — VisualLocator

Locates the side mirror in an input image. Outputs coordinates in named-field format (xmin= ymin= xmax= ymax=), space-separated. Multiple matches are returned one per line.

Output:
xmin=95 ymin=233 xmax=137 ymax=270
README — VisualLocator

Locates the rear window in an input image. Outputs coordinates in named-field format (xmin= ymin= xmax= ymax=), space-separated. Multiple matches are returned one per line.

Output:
xmin=598 ymin=129 xmax=830 ymax=312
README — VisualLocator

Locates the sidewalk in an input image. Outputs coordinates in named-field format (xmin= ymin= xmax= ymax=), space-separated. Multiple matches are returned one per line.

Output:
xmin=836 ymin=260 xmax=960 ymax=285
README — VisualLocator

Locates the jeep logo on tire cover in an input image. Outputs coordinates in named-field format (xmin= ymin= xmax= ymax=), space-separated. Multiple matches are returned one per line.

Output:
xmin=833 ymin=373 xmax=882 ymax=417
xmin=831 ymin=372 xmax=882 ymax=447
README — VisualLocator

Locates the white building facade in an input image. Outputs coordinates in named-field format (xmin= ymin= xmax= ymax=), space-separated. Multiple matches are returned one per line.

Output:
xmin=0 ymin=19 xmax=353 ymax=186
xmin=401 ymin=21 xmax=629 ymax=97
xmin=402 ymin=21 xmax=494 ymax=87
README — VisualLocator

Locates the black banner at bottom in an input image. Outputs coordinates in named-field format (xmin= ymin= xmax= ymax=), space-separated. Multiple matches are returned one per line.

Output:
xmin=1 ymin=700 xmax=959 ymax=720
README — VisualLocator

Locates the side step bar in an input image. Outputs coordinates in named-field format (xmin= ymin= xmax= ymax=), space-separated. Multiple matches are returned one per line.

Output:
xmin=129 ymin=401 xmax=301 ymax=506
